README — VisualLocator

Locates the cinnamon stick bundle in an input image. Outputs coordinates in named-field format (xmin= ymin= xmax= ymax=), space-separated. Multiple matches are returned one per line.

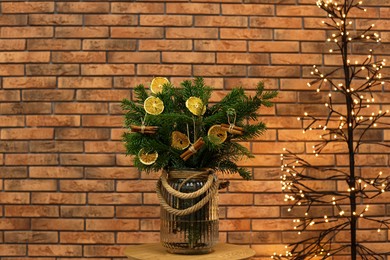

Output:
xmin=130 ymin=125 xmax=158 ymax=134
xmin=180 ymin=137 xmax=205 ymax=161
xmin=220 ymin=123 xmax=244 ymax=135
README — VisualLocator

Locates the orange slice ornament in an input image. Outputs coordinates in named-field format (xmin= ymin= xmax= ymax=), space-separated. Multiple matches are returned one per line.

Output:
xmin=171 ymin=131 xmax=190 ymax=150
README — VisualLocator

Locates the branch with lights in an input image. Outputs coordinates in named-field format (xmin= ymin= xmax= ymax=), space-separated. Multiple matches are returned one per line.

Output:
xmin=274 ymin=0 xmax=390 ymax=259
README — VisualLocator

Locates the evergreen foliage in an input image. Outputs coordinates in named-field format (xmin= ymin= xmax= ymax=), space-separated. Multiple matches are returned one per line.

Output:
xmin=122 ymin=77 xmax=277 ymax=179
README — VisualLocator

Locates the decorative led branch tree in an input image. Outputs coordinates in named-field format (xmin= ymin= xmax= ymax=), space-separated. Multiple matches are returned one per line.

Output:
xmin=274 ymin=0 xmax=390 ymax=259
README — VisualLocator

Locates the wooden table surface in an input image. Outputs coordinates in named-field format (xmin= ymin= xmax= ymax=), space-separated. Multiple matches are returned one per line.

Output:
xmin=124 ymin=243 xmax=256 ymax=260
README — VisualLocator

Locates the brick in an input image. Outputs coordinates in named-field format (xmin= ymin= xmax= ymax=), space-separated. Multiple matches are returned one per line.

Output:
xmin=0 ymin=218 xmax=30 ymax=230
xmin=275 ymin=29 xmax=326 ymax=41
xmin=60 ymin=180 xmax=114 ymax=191
xmin=111 ymin=3 xmax=164 ymax=14
xmin=163 ymin=52 xmax=215 ymax=64
xmin=28 ymin=39 xmax=80 ymax=50
xmin=116 ymin=154 xmax=134 ymax=166
xmin=116 ymin=180 xmax=156 ymax=192
xmin=220 ymin=219 xmax=251 ymax=231
xmin=54 ymin=102 xmax=108 ymax=114
xmin=30 ymin=167 xmax=83 ymax=178
xmin=56 ymin=3 xmax=109 ymax=13
xmin=30 ymin=141 xmax=83 ymax=153
xmin=82 ymin=115 xmax=123 ymax=127
xmin=2 ymin=2 xmax=54 ymax=13
xmin=0 ymin=167 xmax=27 ymax=179
xmin=250 ymin=17 xmax=302 ymax=28
xmin=4 ymin=231 xmax=58 ymax=243
xmin=60 ymin=232 xmax=114 ymax=244
xmin=0 ymin=64 xmax=24 ymax=76
xmin=26 ymin=64 xmax=79 ymax=76
xmin=60 ymin=154 xmax=115 ymax=166
xmin=29 ymin=14 xmax=82 ymax=25
xmin=85 ymin=14 xmax=137 ymax=26
xmin=0 ymin=141 xmax=28 ymax=153
xmin=32 ymin=193 xmax=86 ymax=204
xmin=277 ymin=5 xmax=323 ymax=16
xmin=137 ymin=64 xmax=191 ymax=76
xmin=29 ymin=245 xmax=82 ymax=257
xmin=5 ymin=154 xmax=57 ymax=166
xmin=3 ymin=77 xmax=56 ymax=89
xmin=84 ymin=246 xmax=127 ymax=257
xmin=88 ymin=193 xmax=142 ymax=205
xmin=55 ymin=128 xmax=110 ymax=140
xmin=56 ymin=27 xmax=108 ymax=38
xmin=61 ymin=206 xmax=114 ymax=218
xmin=0 ymin=245 xmax=26 ymax=256
xmin=167 ymin=3 xmax=219 ymax=14
xmin=52 ymin=52 xmax=106 ymax=63
xmin=220 ymin=28 xmax=272 ymax=40
xmin=111 ymin=27 xmax=163 ymax=39
xmin=272 ymin=54 xmax=322 ymax=65
xmin=227 ymin=206 xmax=279 ymax=218
xmin=77 ymin=89 xmax=129 ymax=101
xmin=22 ymin=90 xmax=75 ymax=101
xmin=5 ymin=180 xmax=57 ymax=191
xmin=116 ymin=206 xmax=159 ymax=218
xmin=83 ymin=39 xmax=136 ymax=50
xmin=117 ymin=232 xmax=159 ymax=243
xmin=166 ymin=28 xmax=218 ymax=39
xmin=139 ymin=40 xmax=192 ymax=51
xmin=195 ymin=40 xmax=247 ymax=51
xmin=0 ymin=193 xmax=29 ymax=204
xmin=140 ymin=15 xmax=192 ymax=26
xmin=0 ymin=52 xmax=50 ymax=63
xmin=195 ymin=16 xmax=247 ymax=27
xmin=249 ymin=66 xmax=300 ymax=77
xmin=32 ymin=219 xmax=84 ymax=230
xmin=26 ymin=116 xmax=80 ymax=127
xmin=58 ymin=77 xmax=111 ymax=89
xmin=249 ymin=41 xmax=300 ymax=52
xmin=0 ymin=116 xmax=24 ymax=127
xmin=85 ymin=167 xmax=139 ymax=179
xmin=81 ymin=64 xmax=134 ymax=75
xmin=84 ymin=141 xmax=125 ymax=153
xmin=0 ymin=27 xmax=53 ymax=38
xmin=223 ymin=4 xmax=273 ymax=15
xmin=0 ymin=16 xmax=27 ymax=26
xmin=108 ymin=52 xmax=160 ymax=63
xmin=0 ymin=40 xmax=25 ymax=50
xmin=194 ymin=65 xmax=246 ymax=76
xmin=86 ymin=219 xmax=139 ymax=231
xmin=1 ymin=128 xmax=54 ymax=140
xmin=219 ymin=193 xmax=253 ymax=205
xmin=218 ymin=53 xmax=268 ymax=64
xmin=0 ymin=90 xmax=20 ymax=101
xmin=5 ymin=206 xmax=58 ymax=217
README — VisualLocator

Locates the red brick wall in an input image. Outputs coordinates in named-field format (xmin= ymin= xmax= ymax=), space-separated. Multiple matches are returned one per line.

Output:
xmin=0 ymin=0 xmax=389 ymax=259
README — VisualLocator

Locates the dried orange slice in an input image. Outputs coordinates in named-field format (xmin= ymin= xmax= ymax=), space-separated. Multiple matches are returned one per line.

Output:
xmin=150 ymin=77 xmax=169 ymax=94
xmin=171 ymin=131 xmax=190 ymax=150
xmin=144 ymin=96 xmax=164 ymax=115
xmin=208 ymin=125 xmax=227 ymax=145
xmin=186 ymin=97 xmax=206 ymax=116
xmin=138 ymin=148 xmax=158 ymax=165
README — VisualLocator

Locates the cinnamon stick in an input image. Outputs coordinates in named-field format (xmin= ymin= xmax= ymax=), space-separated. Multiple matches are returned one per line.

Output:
xmin=220 ymin=124 xmax=244 ymax=135
xmin=180 ymin=137 xmax=204 ymax=161
xmin=130 ymin=125 xmax=158 ymax=134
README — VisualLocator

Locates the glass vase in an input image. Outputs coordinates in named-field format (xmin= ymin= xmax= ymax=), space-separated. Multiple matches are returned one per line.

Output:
xmin=159 ymin=169 xmax=219 ymax=254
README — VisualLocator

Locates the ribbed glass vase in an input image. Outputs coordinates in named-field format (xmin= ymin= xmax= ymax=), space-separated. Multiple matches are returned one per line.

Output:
xmin=159 ymin=169 xmax=219 ymax=254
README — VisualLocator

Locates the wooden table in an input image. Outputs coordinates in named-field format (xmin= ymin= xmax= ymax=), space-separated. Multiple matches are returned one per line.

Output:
xmin=124 ymin=243 xmax=256 ymax=260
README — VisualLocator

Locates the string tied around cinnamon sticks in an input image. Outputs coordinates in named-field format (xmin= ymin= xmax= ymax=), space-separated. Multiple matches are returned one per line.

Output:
xmin=180 ymin=137 xmax=204 ymax=161
xmin=130 ymin=124 xmax=158 ymax=134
